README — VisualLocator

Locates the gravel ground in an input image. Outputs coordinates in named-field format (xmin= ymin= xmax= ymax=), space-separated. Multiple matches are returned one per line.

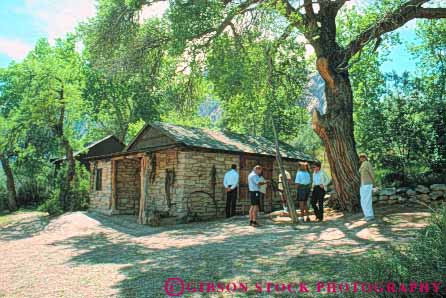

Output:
xmin=0 ymin=207 xmax=430 ymax=298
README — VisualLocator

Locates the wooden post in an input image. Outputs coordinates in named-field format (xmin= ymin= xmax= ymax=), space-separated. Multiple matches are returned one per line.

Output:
xmin=271 ymin=118 xmax=299 ymax=224
xmin=138 ymin=156 xmax=147 ymax=224
xmin=110 ymin=159 xmax=117 ymax=213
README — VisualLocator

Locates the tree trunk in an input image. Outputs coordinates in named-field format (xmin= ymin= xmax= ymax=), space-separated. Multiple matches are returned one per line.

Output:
xmin=55 ymin=83 xmax=76 ymax=211
xmin=312 ymin=64 xmax=360 ymax=211
xmin=0 ymin=156 xmax=18 ymax=211
xmin=60 ymin=138 xmax=76 ymax=211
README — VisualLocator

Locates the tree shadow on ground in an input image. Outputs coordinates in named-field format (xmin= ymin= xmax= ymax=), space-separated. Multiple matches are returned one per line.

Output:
xmin=52 ymin=207 xmax=430 ymax=298
xmin=85 ymin=212 xmax=169 ymax=237
xmin=0 ymin=213 xmax=49 ymax=241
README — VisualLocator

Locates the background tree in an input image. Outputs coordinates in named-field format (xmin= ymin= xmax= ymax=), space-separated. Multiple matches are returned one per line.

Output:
xmin=0 ymin=117 xmax=18 ymax=211
xmin=15 ymin=37 xmax=87 ymax=210
xmin=80 ymin=5 xmax=173 ymax=142
xmin=410 ymin=19 xmax=446 ymax=173
xmin=206 ymin=26 xmax=309 ymax=139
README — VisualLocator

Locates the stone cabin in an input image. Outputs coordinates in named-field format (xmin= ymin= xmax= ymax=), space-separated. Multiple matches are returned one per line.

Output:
xmin=87 ymin=122 xmax=313 ymax=224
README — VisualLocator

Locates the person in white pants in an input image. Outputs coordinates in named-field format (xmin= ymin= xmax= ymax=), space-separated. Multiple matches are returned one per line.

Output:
xmin=359 ymin=153 xmax=375 ymax=221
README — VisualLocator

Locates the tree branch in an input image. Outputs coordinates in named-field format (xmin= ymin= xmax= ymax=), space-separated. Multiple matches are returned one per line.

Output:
xmin=417 ymin=7 xmax=446 ymax=18
xmin=189 ymin=0 xmax=263 ymax=46
xmin=344 ymin=0 xmax=446 ymax=62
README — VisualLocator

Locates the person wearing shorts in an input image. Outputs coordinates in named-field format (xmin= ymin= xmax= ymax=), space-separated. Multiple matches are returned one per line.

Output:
xmin=248 ymin=165 xmax=267 ymax=227
xmin=295 ymin=162 xmax=311 ymax=222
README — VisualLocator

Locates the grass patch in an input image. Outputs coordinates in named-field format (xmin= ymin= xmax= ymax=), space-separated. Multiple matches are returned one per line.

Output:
xmin=344 ymin=207 xmax=446 ymax=297
xmin=0 ymin=208 xmax=47 ymax=226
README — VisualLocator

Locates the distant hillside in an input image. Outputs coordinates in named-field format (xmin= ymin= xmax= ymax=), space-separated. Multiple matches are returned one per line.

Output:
xmin=198 ymin=74 xmax=326 ymax=122
xmin=305 ymin=73 xmax=326 ymax=114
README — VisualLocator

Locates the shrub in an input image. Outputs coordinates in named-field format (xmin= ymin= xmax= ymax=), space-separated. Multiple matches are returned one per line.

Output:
xmin=345 ymin=208 xmax=446 ymax=297
xmin=37 ymin=191 xmax=62 ymax=216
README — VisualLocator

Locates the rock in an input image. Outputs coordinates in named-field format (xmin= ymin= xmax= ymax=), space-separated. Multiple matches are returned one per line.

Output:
xmin=379 ymin=195 xmax=389 ymax=201
xmin=396 ymin=187 xmax=409 ymax=194
xmin=380 ymin=187 xmax=396 ymax=196
xmin=430 ymin=184 xmax=446 ymax=191
xmin=415 ymin=185 xmax=430 ymax=194
xmin=398 ymin=197 xmax=407 ymax=204
xmin=389 ymin=195 xmax=400 ymax=200
xmin=409 ymin=197 xmax=418 ymax=204
xmin=430 ymin=191 xmax=444 ymax=200
xmin=372 ymin=196 xmax=379 ymax=203
xmin=417 ymin=194 xmax=430 ymax=202
xmin=406 ymin=189 xmax=417 ymax=197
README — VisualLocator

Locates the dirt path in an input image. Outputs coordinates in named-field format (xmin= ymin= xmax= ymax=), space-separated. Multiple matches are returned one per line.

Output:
xmin=0 ymin=207 xmax=430 ymax=298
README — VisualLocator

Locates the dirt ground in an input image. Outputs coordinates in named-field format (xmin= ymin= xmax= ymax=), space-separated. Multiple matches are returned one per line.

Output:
xmin=0 ymin=207 xmax=431 ymax=298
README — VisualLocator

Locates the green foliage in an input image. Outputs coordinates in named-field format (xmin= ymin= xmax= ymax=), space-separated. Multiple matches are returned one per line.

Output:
xmin=345 ymin=207 xmax=446 ymax=298
xmin=37 ymin=191 xmax=63 ymax=216
xmin=0 ymin=36 xmax=90 ymax=209
xmin=206 ymin=29 xmax=309 ymax=140
xmin=53 ymin=162 xmax=90 ymax=211
xmin=354 ymin=20 xmax=446 ymax=186
xmin=356 ymin=73 xmax=433 ymax=185
xmin=410 ymin=19 xmax=446 ymax=172
xmin=168 ymin=0 xmax=224 ymax=53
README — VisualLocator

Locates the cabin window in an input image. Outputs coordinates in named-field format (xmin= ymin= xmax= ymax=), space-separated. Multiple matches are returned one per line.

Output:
xmin=95 ymin=168 xmax=103 ymax=191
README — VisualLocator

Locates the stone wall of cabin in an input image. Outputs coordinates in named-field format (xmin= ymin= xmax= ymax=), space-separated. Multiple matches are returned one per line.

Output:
xmin=142 ymin=149 xmax=242 ymax=221
xmin=180 ymin=151 xmax=240 ymax=220
xmin=89 ymin=159 xmax=112 ymax=214
xmin=116 ymin=158 xmax=140 ymax=215
xmin=88 ymin=149 xmax=307 ymax=222
xmin=144 ymin=149 xmax=185 ymax=216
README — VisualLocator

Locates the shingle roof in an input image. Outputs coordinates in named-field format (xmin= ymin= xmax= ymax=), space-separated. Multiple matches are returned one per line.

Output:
xmin=52 ymin=135 xmax=125 ymax=163
xmin=129 ymin=122 xmax=313 ymax=161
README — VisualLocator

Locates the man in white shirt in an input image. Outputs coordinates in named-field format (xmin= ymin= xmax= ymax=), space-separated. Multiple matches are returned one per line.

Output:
xmin=224 ymin=164 xmax=239 ymax=218
xmin=311 ymin=161 xmax=331 ymax=222
xmin=248 ymin=165 xmax=267 ymax=226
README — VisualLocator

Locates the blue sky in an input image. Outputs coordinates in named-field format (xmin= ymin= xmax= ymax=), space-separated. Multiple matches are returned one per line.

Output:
xmin=0 ymin=0 xmax=419 ymax=74
xmin=0 ymin=0 xmax=96 ymax=67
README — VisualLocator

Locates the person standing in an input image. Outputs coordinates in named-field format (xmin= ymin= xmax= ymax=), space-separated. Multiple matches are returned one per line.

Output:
xmin=311 ymin=161 xmax=330 ymax=222
xmin=224 ymin=164 xmax=239 ymax=218
xmin=248 ymin=165 xmax=267 ymax=227
xmin=278 ymin=170 xmax=291 ymax=212
xmin=359 ymin=153 xmax=375 ymax=221
xmin=295 ymin=162 xmax=311 ymax=222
